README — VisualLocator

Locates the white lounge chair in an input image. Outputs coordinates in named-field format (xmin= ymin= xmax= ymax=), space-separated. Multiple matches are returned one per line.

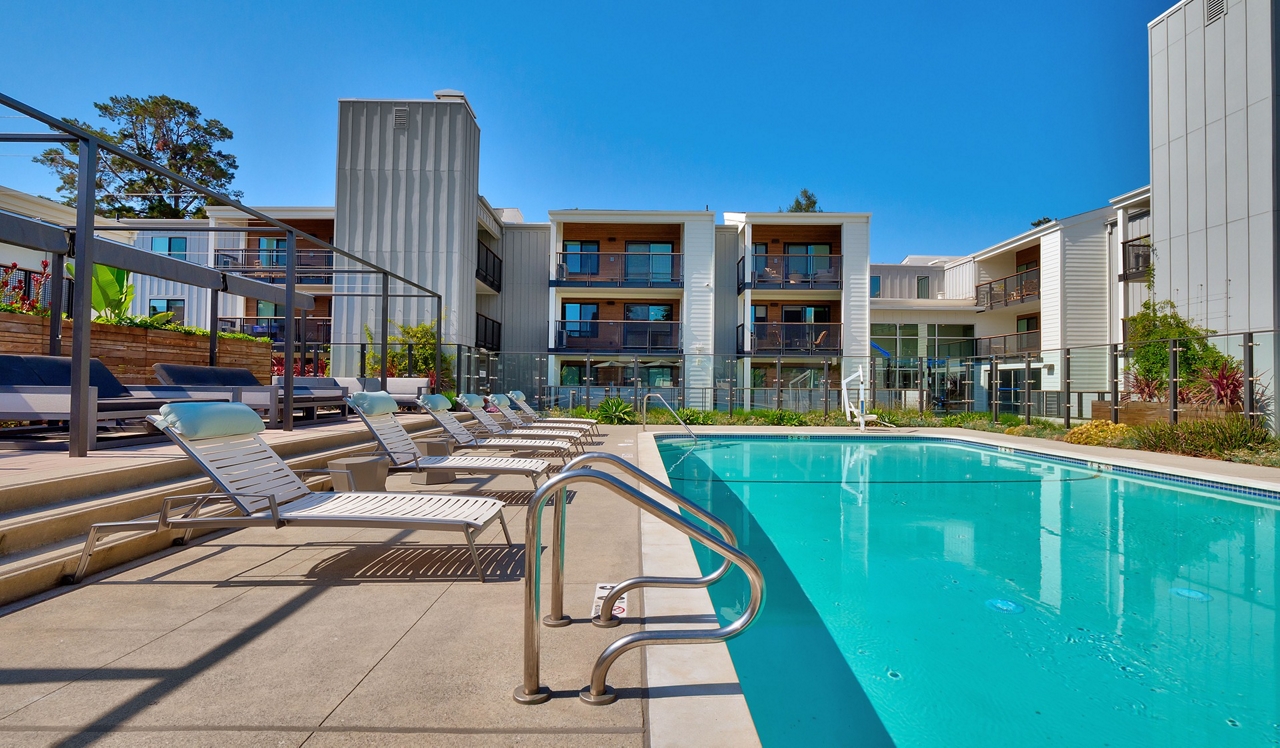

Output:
xmin=486 ymin=394 xmax=592 ymax=437
xmin=456 ymin=394 xmax=588 ymax=450
xmin=71 ymin=402 xmax=511 ymax=583
xmin=346 ymin=392 xmax=551 ymax=488
xmin=507 ymin=390 xmax=599 ymax=435
xmin=418 ymin=394 xmax=576 ymax=462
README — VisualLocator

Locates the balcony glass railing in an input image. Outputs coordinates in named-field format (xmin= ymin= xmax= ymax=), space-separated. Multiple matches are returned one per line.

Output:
xmin=477 ymin=242 xmax=503 ymax=292
xmin=738 ymin=322 xmax=842 ymax=354
xmin=553 ymin=320 xmax=681 ymax=352
xmin=219 ymin=316 xmax=333 ymax=344
xmin=476 ymin=312 xmax=502 ymax=351
xmin=1121 ymin=236 xmax=1152 ymax=282
xmin=214 ymin=248 xmax=335 ymax=285
xmin=974 ymin=330 xmax=1041 ymax=356
xmin=553 ymin=252 xmax=683 ymax=286
xmin=975 ymin=268 xmax=1040 ymax=309
xmin=738 ymin=254 xmax=842 ymax=290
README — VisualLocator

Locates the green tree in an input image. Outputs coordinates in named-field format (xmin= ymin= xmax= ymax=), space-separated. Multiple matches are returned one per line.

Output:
xmin=1127 ymin=299 xmax=1231 ymax=383
xmin=364 ymin=321 xmax=454 ymax=387
xmin=1031 ymin=217 xmax=1054 ymax=227
xmin=34 ymin=95 xmax=241 ymax=218
xmin=781 ymin=188 xmax=822 ymax=213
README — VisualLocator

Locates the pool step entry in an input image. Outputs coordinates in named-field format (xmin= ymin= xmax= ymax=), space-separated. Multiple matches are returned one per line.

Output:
xmin=512 ymin=452 xmax=764 ymax=706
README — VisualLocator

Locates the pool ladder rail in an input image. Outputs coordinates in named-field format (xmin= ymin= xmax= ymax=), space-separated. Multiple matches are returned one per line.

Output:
xmin=639 ymin=393 xmax=697 ymax=441
xmin=513 ymin=452 xmax=765 ymax=706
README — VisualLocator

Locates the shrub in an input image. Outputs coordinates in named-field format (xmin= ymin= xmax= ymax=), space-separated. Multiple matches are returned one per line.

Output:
xmin=594 ymin=397 xmax=636 ymax=425
xmin=676 ymin=408 xmax=717 ymax=426
xmin=1064 ymin=420 xmax=1133 ymax=447
xmin=998 ymin=413 xmax=1025 ymax=428
xmin=750 ymin=409 xmax=805 ymax=427
xmin=940 ymin=412 xmax=990 ymax=428
xmin=1130 ymin=415 xmax=1272 ymax=458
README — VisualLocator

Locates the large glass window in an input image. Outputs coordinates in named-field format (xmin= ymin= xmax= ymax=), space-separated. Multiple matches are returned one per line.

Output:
xmin=148 ymin=298 xmax=185 ymax=324
xmin=916 ymin=275 xmax=931 ymax=299
xmin=1017 ymin=315 xmax=1039 ymax=333
xmin=562 ymin=303 xmax=600 ymax=338
xmin=564 ymin=241 xmax=599 ymax=275
xmin=625 ymin=242 xmax=673 ymax=282
xmin=258 ymin=237 xmax=286 ymax=268
xmin=785 ymin=243 xmax=832 ymax=277
xmin=870 ymin=275 xmax=881 ymax=298
xmin=752 ymin=305 xmax=768 ymax=323
xmin=150 ymin=236 xmax=187 ymax=261
xmin=624 ymin=303 xmax=673 ymax=321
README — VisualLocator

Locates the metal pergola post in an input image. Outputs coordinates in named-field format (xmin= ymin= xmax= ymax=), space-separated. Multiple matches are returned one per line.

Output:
xmin=208 ymin=288 xmax=220 ymax=366
xmin=68 ymin=139 xmax=98 ymax=457
xmin=281 ymin=230 xmax=297 ymax=431
xmin=434 ymin=298 xmax=443 ymax=393
xmin=381 ymin=273 xmax=390 ymax=391
xmin=46 ymin=252 xmax=64 ymax=355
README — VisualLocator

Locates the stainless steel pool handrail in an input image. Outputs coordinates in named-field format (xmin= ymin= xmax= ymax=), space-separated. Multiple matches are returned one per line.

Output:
xmin=640 ymin=393 xmax=697 ymax=441
xmin=540 ymin=452 xmax=736 ymax=629
xmin=513 ymin=465 xmax=765 ymax=706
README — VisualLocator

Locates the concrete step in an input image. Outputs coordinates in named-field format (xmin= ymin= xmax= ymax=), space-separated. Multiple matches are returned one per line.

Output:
xmin=0 ymin=417 xmax=446 ymax=608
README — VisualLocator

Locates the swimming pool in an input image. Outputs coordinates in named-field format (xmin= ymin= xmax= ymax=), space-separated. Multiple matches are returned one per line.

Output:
xmin=656 ymin=435 xmax=1280 ymax=747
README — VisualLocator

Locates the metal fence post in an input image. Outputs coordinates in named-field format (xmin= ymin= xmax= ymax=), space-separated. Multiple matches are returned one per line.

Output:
xmin=1023 ymin=356 xmax=1033 ymax=425
xmin=585 ymin=353 xmax=592 ymax=410
xmin=990 ymin=356 xmax=1000 ymax=423
xmin=1168 ymin=338 xmax=1180 ymax=425
xmin=434 ymin=298 xmax=443 ymax=394
xmin=1062 ymin=348 xmax=1072 ymax=429
xmin=1244 ymin=332 xmax=1257 ymax=424
xmin=869 ymin=357 xmax=877 ymax=410
xmin=282 ymin=229 xmax=297 ymax=431
xmin=47 ymin=252 xmax=64 ymax=355
xmin=68 ymin=139 xmax=98 ymax=457
xmin=917 ymin=357 xmax=926 ymax=414
xmin=360 ymin=343 xmax=367 ymax=378
xmin=407 ymin=343 xmax=415 ymax=377
xmin=1110 ymin=344 xmax=1120 ymax=424
xmin=775 ymin=356 xmax=782 ymax=409
xmin=823 ymin=358 xmax=830 ymax=416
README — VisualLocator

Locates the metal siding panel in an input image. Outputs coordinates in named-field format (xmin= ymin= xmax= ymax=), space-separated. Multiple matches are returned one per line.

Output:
xmin=841 ymin=220 xmax=870 ymax=357
xmin=1187 ymin=128 xmax=1208 ymax=233
xmin=1039 ymin=232 xmax=1063 ymax=350
xmin=1170 ymin=33 xmax=1188 ymax=141
xmin=1205 ymin=117 xmax=1228 ymax=228
xmin=1171 ymin=136 xmax=1189 ymax=238
xmin=1225 ymin=109 xmax=1250 ymax=222
xmin=1060 ymin=219 xmax=1111 ymax=349
xmin=1152 ymin=143 xmax=1172 ymax=305
xmin=681 ymin=217 xmax=717 ymax=391
xmin=1226 ymin=217 xmax=1251 ymax=329
xmin=714 ymin=228 xmax=739 ymax=355
xmin=1248 ymin=100 xmax=1274 ymax=217
xmin=1246 ymin=0 xmax=1272 ymax=106
xmin=495 ymin=226 xmax=550 ymax=353
xmin=1224 ymin=3 xmax=1248 ymax=114
xmin=1204 ymin=10 xmax=1227 ymax=123
xmin=944 ymin=259 xmax=974 ymax=299
xmin=1153 ymin=48 xmax=1170 ymax=148
xmin=1248 ymin=211 xmax=1274 ymax=330
xmin=1187 ymin=24 xmax=1206 ymax=132
xmin=1167 ymin=233 xmax=1190 ymax=320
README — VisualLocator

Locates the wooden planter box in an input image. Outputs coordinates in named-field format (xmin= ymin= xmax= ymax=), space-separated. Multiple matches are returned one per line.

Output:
xmin=1103 ymin=400 xmax=1244 ymax=426
xmin=0 ymin=312 xmax=271 ymax=384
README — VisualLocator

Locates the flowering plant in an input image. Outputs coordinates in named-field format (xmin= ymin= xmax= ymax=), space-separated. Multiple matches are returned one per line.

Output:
xmin=0 ymin=260 xmax=52 ymax=315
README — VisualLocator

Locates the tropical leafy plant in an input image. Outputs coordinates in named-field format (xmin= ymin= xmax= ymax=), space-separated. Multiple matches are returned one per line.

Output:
xmin=676 ymin=408 xmax=716 ymax=425
xmin=594 ymin=397 xmax=636 ymax=425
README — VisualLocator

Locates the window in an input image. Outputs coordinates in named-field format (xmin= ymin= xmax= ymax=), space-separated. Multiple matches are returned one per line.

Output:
xmin=916 ymin=275 xmax=931 ymax=299
xmin=150 ymin=236 xmax=187 ymax=261
xmin=870 ymin=275 xmax=881 ymax=299
xmin=564 ymin=241 xmax=599 ymax=275
xmin=562 ymin=302 xmax=599 ymax=338
xmin=781 ymin=305 xmax=831 ymax=324
xmin=560 ymin=364 xmax=586 ymax=386
xmin=256 ymin=300 xmax=277 ymax=318
xmin=258 ymin=237 xmax=286 ymax=268
xmin=1016 ymin=260 xmax=1039 ymax=273
xmin=148 ymin=298 xmax=185 ymax=324
xmin=752 ymin=305 xmax=768 ymax=323
xmin=784 ymin=243 xmax=832 ymax=277
xmin=625 ymin=242 xmax=673 ymax=282
xmin=1017 ymin=315 xmax=1039 ymax=333
xmin=624 ymin=303 xmax=673 ymax=322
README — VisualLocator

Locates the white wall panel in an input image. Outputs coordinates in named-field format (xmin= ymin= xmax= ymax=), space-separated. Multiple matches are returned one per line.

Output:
xmin=1039 ymin=232 xmax=1063 ymax=350
xmin=841 ymin=219 xmax=871 ymax=357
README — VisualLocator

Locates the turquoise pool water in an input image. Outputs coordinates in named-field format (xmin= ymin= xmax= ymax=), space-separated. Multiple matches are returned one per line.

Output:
xmin=657 ymin=436 xmax=1280 ymax=747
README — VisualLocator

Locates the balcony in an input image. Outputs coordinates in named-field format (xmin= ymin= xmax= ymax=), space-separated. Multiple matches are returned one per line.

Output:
xmin=974 ymin=330 xmax=1041 ymax=356
xmin=975 ymin=268 xmax=1039 ymax=310
xmin=553 ymin=320 xmax=681 ymax=353
xmin=738 ymin=255 xmax=842 ymax=292
xmin=738 ymin=322 xmax=842 ymax=355
xmin=1120 ymin=235 xmax=1152 ymax=283
xmin=219 ymin=316 xmax=332 ymax=344
xmin=476 ymin=312 xmax=501 ymax=351
xmin=476 ymin=241 xmax=502 ymax=292
xmin=213 ymin=248 xmax=335 ymax=285
xmin=552 ymin=252 xmax=683 ymax=287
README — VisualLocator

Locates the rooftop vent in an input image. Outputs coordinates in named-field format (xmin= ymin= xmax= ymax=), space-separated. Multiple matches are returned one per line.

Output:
xmin=1205 ymin=0 xmax=1225 ymax=25
xmin=393 ymin=106 xmax=409 ymax=129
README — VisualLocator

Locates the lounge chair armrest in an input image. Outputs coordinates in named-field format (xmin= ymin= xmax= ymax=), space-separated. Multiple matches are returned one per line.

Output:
xmin=156 ymin=492 xmax=248 ymax=526
xmin=294 ymin=467 xmax=355 ymax=490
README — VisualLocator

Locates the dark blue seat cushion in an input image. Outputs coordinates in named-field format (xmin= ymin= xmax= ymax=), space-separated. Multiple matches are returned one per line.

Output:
xmin=0 ymin=355 xmax=44 ymax=386
xmin=153 ymin=363 xmax=262 ymax=387
xmin=21 ymin=356 xmax=132 ymax=399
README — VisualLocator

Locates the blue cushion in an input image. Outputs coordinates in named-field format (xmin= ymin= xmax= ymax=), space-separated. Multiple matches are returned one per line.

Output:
xmin=420 ymin=394 xmax=453 ymax=412
xmin=351 ymin=390 xmax=398 ymax=415
xmin=158 ymin=401 xmax=265 ymax=439
xmin=457 ymin=393 xmax=485 ymax=409
xmin=490 ymin=394 xmax=511 ymax=407
xmin=509 ymin=390 xmax=526 ymax=402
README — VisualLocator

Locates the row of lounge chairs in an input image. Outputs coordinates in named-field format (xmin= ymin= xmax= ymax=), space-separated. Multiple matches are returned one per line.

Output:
xmin=73 ymin=390 xmax=601 ymax=583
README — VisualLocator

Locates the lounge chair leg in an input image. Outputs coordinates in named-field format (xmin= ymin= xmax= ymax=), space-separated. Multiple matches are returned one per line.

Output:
xmin=499 ymin=512 xmax=513 ymax=546
xmin=67 ymin=526 xmax=100 ymax=584
xmin=464 ymin=528 xmax=486 ymax=582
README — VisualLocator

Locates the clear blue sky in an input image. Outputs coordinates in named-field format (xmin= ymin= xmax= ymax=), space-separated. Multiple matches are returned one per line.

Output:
xmin=0 ymin=0 xmax=1171 ymax=262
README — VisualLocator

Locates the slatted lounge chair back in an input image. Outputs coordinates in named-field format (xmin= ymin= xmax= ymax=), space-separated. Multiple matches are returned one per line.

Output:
xmin=509 ymin=390 xmax=541 ymax=419
xmin=488 ymin=394 xmax=530 ymax=426
xmin=418 ymin=394 xmax=480 ymax=445
xmin=147 ymin=404 xmax=310 ymax=515
xmin=458 ymin=394 xmax=507 ymax=433
xmin=347 ymin=392 xmax=420 ymax=467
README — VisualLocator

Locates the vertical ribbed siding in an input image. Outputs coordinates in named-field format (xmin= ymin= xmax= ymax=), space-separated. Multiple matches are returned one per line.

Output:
xmin=494 ymin=225 xmax=550 ymax=353
xmin=1060 ymin=210 xmax=1113 ymax=350
xmin=841 ymin=218 xmax=871 ymax=356
xmin=1039 ymin=231 xmax=1063 ymax=351
xmin=943 ymin=259 xmax=976 ymax=299
xmin=869 ymin=264 xmax=945 ymax=299
xmin=128 ymin=230 xmax=213 ymax=329
xmin=681 ymin=215 xmax=717 ymax=397
xmin=332 ymin=99 xmax=480 ymax=376
xmin=1149 ymin=0 xmax=1275 ymax=333
xmin=713 ymin=226 xmax=739 ymax=355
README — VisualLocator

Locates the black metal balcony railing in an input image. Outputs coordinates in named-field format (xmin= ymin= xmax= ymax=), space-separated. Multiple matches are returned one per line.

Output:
xmin=975 ymin=268 xmax=1040 ymax=309
xmin=738 ymin=322 xmax=842 ymax=354
xmin=476 ymin=312 xmax=502 ymax=351
xmin=738 ymin=255 xmax=842 ymax=291
xmin=477 ymin=241 xmax=503 ymax=292
xmin=214 ymin=248 xmax=335 ymax=285
xmin=219 ymin=316 xmax=333 ymax=344
xmin=1120 ymin=235 xmax=1152 ymax=283
xmin=974 ymin=330 xmax=1041 ymax=356
xmin=553 ymin=252 xmax=683 ymax=287
xmin=553 ymin=320 xmax=681 ymax=353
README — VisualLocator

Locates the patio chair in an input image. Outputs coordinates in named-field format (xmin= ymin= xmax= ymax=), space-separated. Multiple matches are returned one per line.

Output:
xmin=347 ymin=391 xmax=551 ymax=488
xmin=455 ymin=394 xmax=588 ymax=451
xmin=506 ymin=390 xmax=599 ymax=434
xmin=486 ymin=394 xmax=592 ymax=438
xmin=71 ymin=401 xmax=511 ymax=583
xmin=0 ymin=355 xmax=231 ymax=450
xmin=418 ymin=394 xmax=574 ymax=463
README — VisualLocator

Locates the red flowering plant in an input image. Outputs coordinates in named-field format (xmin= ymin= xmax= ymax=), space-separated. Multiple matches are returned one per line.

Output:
xmin=270 ymin=356 xmax=330 ymax=377
xmin=0 ymin=260 xmax=53 ymax=316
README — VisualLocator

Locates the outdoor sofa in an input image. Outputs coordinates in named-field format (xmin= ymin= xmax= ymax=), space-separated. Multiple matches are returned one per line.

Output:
xmin=155 ymin=364 xmax=347 ymax=426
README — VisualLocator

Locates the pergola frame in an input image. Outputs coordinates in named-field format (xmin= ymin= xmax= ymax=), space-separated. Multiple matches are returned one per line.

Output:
xmin=0 ymin=92 xmax=444 ymax=455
